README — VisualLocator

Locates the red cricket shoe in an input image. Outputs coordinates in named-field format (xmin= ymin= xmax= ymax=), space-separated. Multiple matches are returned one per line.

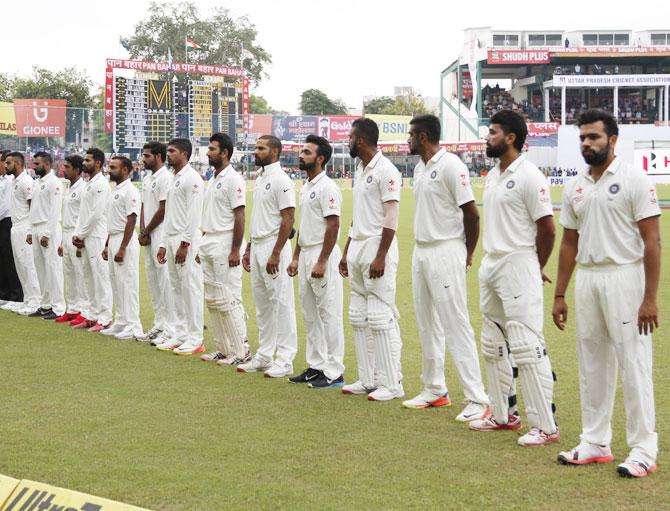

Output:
xmin=56 ymin=312 xmax=79 ymax=323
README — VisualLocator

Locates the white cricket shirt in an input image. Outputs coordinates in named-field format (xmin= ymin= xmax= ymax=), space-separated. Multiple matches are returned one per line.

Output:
xmin=29 ymin=173 xmax=63 ymax=239
xmin=142 ymin=166 xmax=171 ymax=235
xmin=107 ymin=178 xmax=141 ymax=235
xmin=74 ymin=171 xmax=110 ymax=240
xmin=201 ymin=165 xmax=246 ymax=234
xmin=0 ymin=174 xmax=12 ymax=220
xmin=413 ymin=148 xmax=475 ymax=243
xmin=62 ymin=178 xmax=84 ymax=231
xmin=10 ymin=171 xmax=33 ymax=227
xmin=351 ymin=151 xmax=401 ymax=241
xmin=483 ymin=154 xmax=553 ymax=256
xmin=250 ymin=161 xmax=295 ymax=241
xmin=298 ymin=171 xmax=342 ymax=248
xmin=160 ymin=164 xmax=203 ymax=245
xmin=560 ymin=158 xmax=661 ymax=266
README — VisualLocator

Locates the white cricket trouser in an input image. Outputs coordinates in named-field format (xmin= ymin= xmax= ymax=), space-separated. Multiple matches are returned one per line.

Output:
xmin=575 ymin=263 xmax=657 ymax=465
xmin=62 ymin=228 xmax=89 ymax=314
xmin=413 ymin=239 xmax=488 ymax=404
xmin=81 ymin=236 xmax=113 ymax=325
xmin=10 ymin=223 xmax=40 ymax=308
xmin=144 ymin=231 xmax=174 ymax=334
xmin=108 ymin=233 xmax=143 ymax=334
xmin=32 ymin=227 xmax=65 ymax=315
xmin=479 ymin=249 xmax=548 ymax=418
xmin=299 ymin=244 xmax=345 ymax=380
xmin=250 ymin=236 xmax=297 ymax=365
xmin=165 ymin=235 xmax=203 ymax=346
xmin=200 ymin=231 xmax=247 ymax=354
xmin=347 ymin=236 xmax=402 ymax=391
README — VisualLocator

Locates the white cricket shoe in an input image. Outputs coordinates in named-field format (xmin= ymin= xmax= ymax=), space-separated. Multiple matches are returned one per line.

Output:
xmin=264 ymin=362 xmax=293 ymax=378
xmin=217 ymin=352 xmax=252 ymax=366
xmin=617 ymin=457 xmax=657 ymax=478
xmin=146 ymin=326 xmax=163 ymax=340
xmin=173 ymin=342 xmax=205 ymax=356
xmin=151 ymin=331 xmax=171 ymax=347
xmin=200 ymin=351 xmax=226 ymax=362
xmin=237 ymin=356 xmax=272 ymax=373
xmin=100 ymin=323 xmax=125 ymax=336
xmin=455 ymin=401 xmax=490 ymax=422
xmin=1 ymin=301 xmax=22 ymax=311
xmin=558 ymin=442 xmax=615 ymax=465
xmin=17 ymin=306 xmax=38 ymax=316
xmin=368 ymin=384 xmax=405 ymax=401
xmin=156 ymin=338 xmax=182 ymax=351
xmin=341 ymin=380 xmax=376 ymax=395
xmin=114 ymin=328 xmax=136 ymax=340
xmin=518 ymin=427 xmax=560 ymax=447
xmin=133 ymin=331 xmax=148 ymax=342
xmin=402 ymin=390 xmax=451 ymax=409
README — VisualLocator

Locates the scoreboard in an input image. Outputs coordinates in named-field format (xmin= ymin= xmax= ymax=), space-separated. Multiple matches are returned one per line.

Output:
xmin=113 ymin=76 xmax=242 ymax=151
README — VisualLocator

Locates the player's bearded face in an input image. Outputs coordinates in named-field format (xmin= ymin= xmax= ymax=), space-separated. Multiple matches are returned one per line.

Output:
xmin=348 ymin=135 xmax=359 ymax=158
xmin=299 ymin=157 xmax=315 ymax=171
xmin=208 ymin=152 xmax=223 ymax=168
xmin=582 ymin=140 xmax=609 ymax=165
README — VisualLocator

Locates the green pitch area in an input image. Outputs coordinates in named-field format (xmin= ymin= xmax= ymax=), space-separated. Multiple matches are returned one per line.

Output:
xmin=1 ymin=185 xmax=669 ymax=510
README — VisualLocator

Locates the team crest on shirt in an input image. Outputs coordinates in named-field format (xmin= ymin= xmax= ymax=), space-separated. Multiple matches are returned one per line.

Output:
xmin=40 ymin=184 xmax=45 ymax=190
xmin=216 ymin=182 xmax=222 ymax=189
xmin=649 ymin=188 xmax=657 ymax=204
xmin=175 ymin=180 xmax=181 ymax=187
xmin=87 ymin=186 xmax=92 ymax=191
xmin=114 ymin=194 xmax=119 ymax=200
xmin=506 ymin=180 xmax=515 ymax=189
xmin=309 ymin=191 xmax=316 ymax=200
xmin=430 ymin=170 xmax=437 ymax=179
xmin=151 ymin=182 xmax=156 ymax=189
xmin=608 ymin=183 xmax=620 ymax=195
xmin=265 ymin=183 xmax=271 ymax=190
xmin=366 ymin=175 xmax=373 ymax=184
xmin=71 ymin=192 xmax=76 ymax=198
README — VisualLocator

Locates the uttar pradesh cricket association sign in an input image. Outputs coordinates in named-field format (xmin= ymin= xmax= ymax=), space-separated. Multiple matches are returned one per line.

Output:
xmin=13 ymin=99 xmax=67 ymax=138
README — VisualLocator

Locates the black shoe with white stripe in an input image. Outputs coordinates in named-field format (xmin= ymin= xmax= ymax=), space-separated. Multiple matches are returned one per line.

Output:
xmin=288 ymin=367 xmax=322 ymax=384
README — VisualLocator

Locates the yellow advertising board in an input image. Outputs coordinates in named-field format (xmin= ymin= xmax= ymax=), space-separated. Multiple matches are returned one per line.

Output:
xmin=0 ymin=475 xmax=19 ymax=509
xmin=365 ymin=114 xmax=411 ymax=141
xmin=2 ymin=479 xmax=150 ymax=511
xmin=0 ymin=101 xmax=17 ymax=135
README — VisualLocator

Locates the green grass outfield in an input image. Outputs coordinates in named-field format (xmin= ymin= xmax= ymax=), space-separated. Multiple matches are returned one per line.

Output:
xmin=1 ymin=184 xmax=669 ymax=510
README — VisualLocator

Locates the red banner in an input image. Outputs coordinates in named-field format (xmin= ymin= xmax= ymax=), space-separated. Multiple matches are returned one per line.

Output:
xmin=242 ymin=77 xmax=250 ymax=135
xmin=317 ymin=115 xmax=356 ymax=142
xmin=13 ymin=99 xmax=67 ymax=138
xmin=487 ymin=50 xmax=550 ymax=65
xmin=104 ymin=67 xmax=114 ymax=134
xmin=106 ymin=58 xmax=245 ymax=78
xmin=462 ymin=71 xmax=473 ymax=98
xmin=552 ymin=46 xmax=670 ymax=57
xmin=527 ymin=122 xmax=560 ymax=137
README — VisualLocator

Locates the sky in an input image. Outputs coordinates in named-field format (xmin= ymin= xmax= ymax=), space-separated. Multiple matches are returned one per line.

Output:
xmin=3 ymin=0 xmax=669 ymax=113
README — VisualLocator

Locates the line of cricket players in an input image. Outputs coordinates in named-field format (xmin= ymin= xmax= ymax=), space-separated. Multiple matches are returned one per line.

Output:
xmin=0 ymin=108 xmax=661 ymax=478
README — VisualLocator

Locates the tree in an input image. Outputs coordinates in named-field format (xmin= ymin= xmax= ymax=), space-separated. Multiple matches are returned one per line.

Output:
xmin=123 ymin=1 xmax=271 ymax=85
xmin=0 ymin=75 xmax=15 ymax=102
xmin=299 ymin=89 xmax=348 ymax=115
xmin=250 ymin=95 xmax=277 ymax=114
xmin=364 ymin=93 xmax=432 ymax=116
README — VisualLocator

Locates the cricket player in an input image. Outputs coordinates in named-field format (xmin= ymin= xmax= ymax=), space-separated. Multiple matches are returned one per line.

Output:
xmin=468 ymin=110 xmax=559 ymax=447
xmin=404 ymin=115 xmax=489 ymax=420
xmin=100 ymin=156 xmax=145 ymax=340
xmin=199 ymin=132 xmax=250 ymax=365
xmin=156 ymin=138 xmax=205 ymax=355
xmin=339 ymin=118 xmax=404 ymax=402
xmin=554 ymin=110 xmax=660 ymax=478
xmin=4 ymin=152 xmax=41 ymax=315
xmin=0 ymin=150 xmax=23 ymax=307
xmin=56 ymin=155 xmax=89 ymax=324
xmin=72 ymin=148 xmax=113 ymax=332
xmin=138 ymin=141 xmax=175 ymax=345
xmin=287 ymin=135 xmax=345 ymax=389
xmin=28 ymin=152 xmax=65 ymax=320
xmin=238 ymin=135 xmax=297 ymax=378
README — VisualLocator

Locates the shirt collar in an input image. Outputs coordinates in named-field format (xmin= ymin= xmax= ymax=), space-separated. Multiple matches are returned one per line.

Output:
xmin=495 ymin=154 xmax=525 ymax=175
xmin=214 ymin=164 xmax=233 ymax=181
xmin=358 ymin=151 xmax=383 ymax=172
xmin=175 ymin=164 xmax=192 ymax=177
xmin=306 ymin=171 xmax=326 ymax=186
xmin=259 ymin=161 xmax=282 ymax=177
xmin=429 ymin=147 xmax=447 ymax=165
xmin=151 ymin=166 xmax=167 ymax=179
xmin=116 ymin=178 xmax=130 ymax=190
xmin=70 ymin=177 xmax=83 ymax=190
xmin=584 ymin=157 xmax=620 ymax=182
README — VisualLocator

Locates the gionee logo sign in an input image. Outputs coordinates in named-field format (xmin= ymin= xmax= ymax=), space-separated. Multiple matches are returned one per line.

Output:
xmin=33 ymin=101 xmax=49 ymax=122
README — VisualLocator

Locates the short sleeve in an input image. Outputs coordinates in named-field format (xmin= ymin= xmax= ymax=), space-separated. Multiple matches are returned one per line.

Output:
xmin=125 ymin=188 xmax=141 ymax=217
xmin=276 ymin=176 xmax=296 ymax=210
xmin=630 ymin=171 xmax=661 ymax=222
xmin=443 ymin=157 xmax=475 ymax=206
xmin=379 ymin=162 xmax=401 ymax=203
xmin=320 ymin=181 xmax=341 ymax=218
xmin=524 ymin=169 xmax=553 ymax=221
xmin=158 ymin=174 xmax=169 ymax=202
xmin=559 ymin=185 xmax=578 ymax=230
xmin=24 ymin=179 xmax=33 ymax=201
xmin=228 ymin=173 xmax=246 ymax=209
